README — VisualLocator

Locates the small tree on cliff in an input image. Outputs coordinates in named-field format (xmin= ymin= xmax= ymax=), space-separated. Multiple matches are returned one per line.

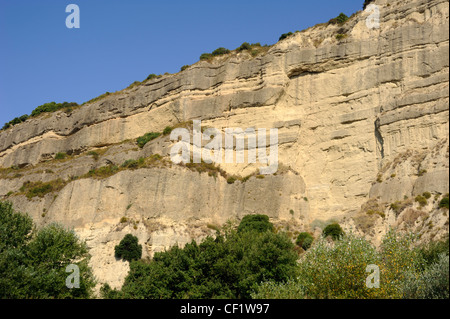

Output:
xmin=115 ymin=234 xmax=142 ymax=262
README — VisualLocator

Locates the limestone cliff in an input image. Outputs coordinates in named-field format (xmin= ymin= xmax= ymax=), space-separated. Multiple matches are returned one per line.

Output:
xmin=0 ymin=0 xmax=449 ymax=290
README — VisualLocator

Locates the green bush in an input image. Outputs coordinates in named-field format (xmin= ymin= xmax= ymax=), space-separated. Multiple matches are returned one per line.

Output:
xmin=237 ymin=42 xmax=252 ymax=52
xmin=296 ymin=232 xmax=314 ymax=250
xmin=137 ymin=132 xmax=161 ymax=148
xmin=279 ymin=32 xmax=293 ymax=41
xmin=200 ymin=53 xmax=213 ymax=61
xmin=211 ymin=47 xmax=231 ymax=56
xmin=322 ymin=223 xmax=344 ymax=240
xmin=114 ymin=234 xmax=142 ymax=262
xmin=180 ymin=65 xmax=190 ymax=72
xmin=415 ymin=195 xmax=428 ymax=207
xmin=55 ymin=152 xmax=67 ymax=160
xmin=237 ymin=214 xmax=274 ymax=234
xmin=199 ymin=48 xmax=230 ymax=61
xmin=422 ymin=192 xmax=432 ymax=199
xmin=329 ymin=13 xmax=349 ymax=25
xmin=439 ymin=194 xmax=449 ymax=209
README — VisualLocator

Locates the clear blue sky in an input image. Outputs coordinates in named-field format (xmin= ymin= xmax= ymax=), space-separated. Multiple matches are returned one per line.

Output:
xmin=0 ymin=0 xmax=363 ymax=125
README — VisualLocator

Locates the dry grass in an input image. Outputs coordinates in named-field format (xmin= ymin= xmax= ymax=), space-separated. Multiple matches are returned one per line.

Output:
xmin=397 ymin=208 xmax=427 ymax=227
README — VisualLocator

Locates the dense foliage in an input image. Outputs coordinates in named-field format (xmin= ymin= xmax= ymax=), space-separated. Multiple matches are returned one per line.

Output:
xmin=253 ymin=230 xmax=449 ymax=299
xmin=102 ymin=217 xmax=298 ymax=299
xmin=0 ymin=201 xmax=95 ymax=298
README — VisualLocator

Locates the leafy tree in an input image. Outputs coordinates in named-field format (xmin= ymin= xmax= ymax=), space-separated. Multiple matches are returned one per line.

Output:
xmin=0 ymin=201 xmax=95 ymax=298
xmin=114 ymin=234 xmax=142 ymax=262
xmin=0 ymin=201 xmax=33 ymax=252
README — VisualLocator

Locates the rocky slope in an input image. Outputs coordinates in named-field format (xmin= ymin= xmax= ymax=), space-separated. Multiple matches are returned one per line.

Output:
xmin=0 ymin=0 xmax=449 ymax=290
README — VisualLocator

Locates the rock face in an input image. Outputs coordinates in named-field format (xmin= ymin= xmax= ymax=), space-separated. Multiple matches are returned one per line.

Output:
xmin=0 ymin=0 xmax=449 ymax=291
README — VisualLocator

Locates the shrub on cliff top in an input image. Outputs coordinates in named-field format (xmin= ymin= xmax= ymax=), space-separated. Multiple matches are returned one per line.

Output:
xmin=329 ymin=13 xmax=349 ymax=25
xmin=279 ymin=32 xmax=293 ymax=41
xmin=31 ymin=101 xmax=79 ymax=117
xmin=211 ymin=47 xmax=231 ymax=56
